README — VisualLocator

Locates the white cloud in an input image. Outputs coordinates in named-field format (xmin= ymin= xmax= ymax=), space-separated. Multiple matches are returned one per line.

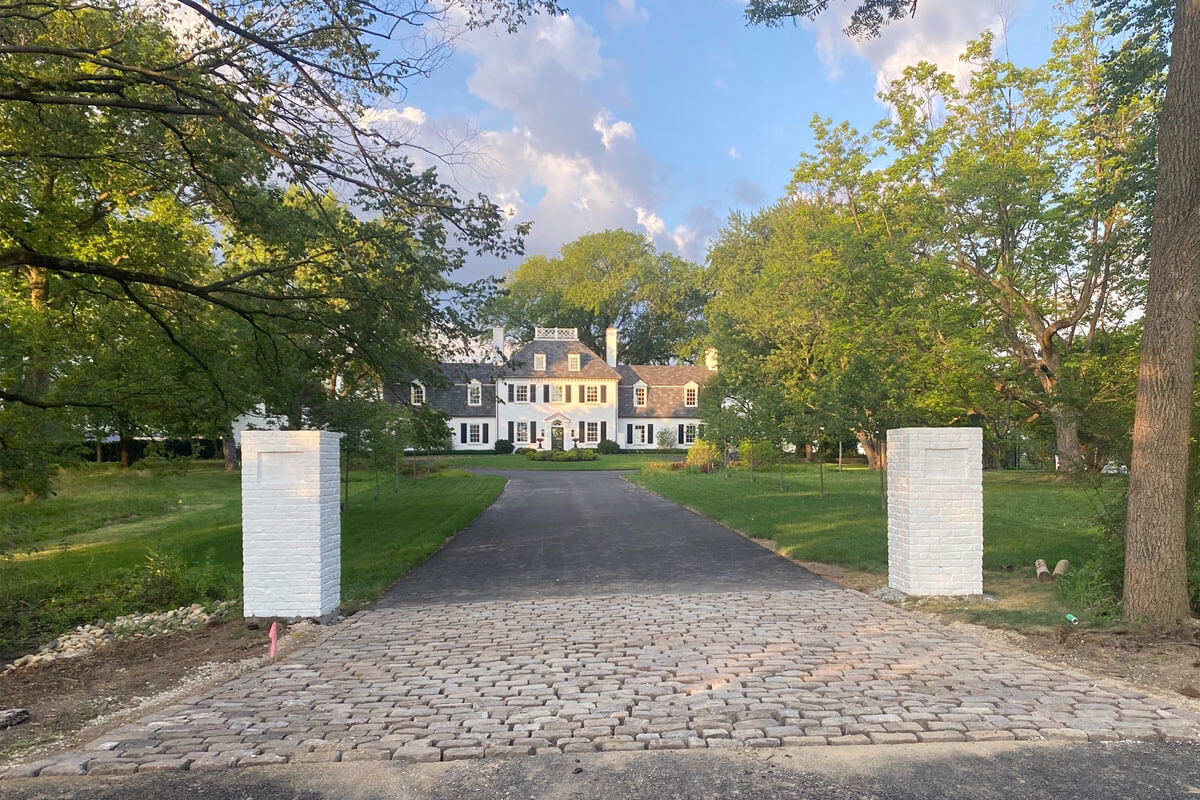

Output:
xmin=728 ymin=145 xmax=741 ymax=160
xmin=361 ymin=11 xmax=708 ymax=278
xmin=359 ymin=106 xmax=427 ymax=129
xmin=606 ymin=0 xmax=649 ymax=25
xmin=810 ymin=0 xmax=1010 ymax=94
xmin=594 ymin=111 xmax=636 ymax=149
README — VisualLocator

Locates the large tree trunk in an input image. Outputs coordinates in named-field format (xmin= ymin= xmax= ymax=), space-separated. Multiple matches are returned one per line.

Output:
xmin=1124 ymin=0 xmax=1200 ymax=624
xmin=856 ymin=431 xmax=886 ymax=470
xmin=222 ymin=427 xmax=240 ymax=471
xmin=1051 ymin=406 xmax=1085 ymax=473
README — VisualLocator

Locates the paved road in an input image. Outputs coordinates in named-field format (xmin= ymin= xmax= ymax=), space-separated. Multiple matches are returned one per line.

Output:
xmin=381 ymin=470 xmax=820 ymax=603
xmin=4 ymin=470 xmax=1200 ymax=782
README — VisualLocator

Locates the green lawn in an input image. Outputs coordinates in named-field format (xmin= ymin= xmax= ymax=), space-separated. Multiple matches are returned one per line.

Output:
xmin=628 ymin=463 xmax=1120 ymax=628
xmin=0 ymin=462 xmax=505 ymax=657
xmin=444 ymin=452 xmax=683 ymax=471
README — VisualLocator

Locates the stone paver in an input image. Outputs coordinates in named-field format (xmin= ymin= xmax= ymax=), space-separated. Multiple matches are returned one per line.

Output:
xmin=6 ymin=588 xmax=1200 ymax=777
xmin=5 ymin=470 xmax=1200 ymax=778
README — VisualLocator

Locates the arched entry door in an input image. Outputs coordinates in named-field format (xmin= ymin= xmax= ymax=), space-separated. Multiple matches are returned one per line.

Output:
xmin=550 ymin=422 xmax=565 ymax=450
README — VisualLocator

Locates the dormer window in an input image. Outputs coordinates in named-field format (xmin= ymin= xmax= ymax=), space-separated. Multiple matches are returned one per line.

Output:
xmin=684 ymin=383 xmax=698 ymax=407
xmin=467 ymin=380 xmax=481 ymax=406
xmin=534 ymin=353 xmax=546 ymax=371
xmin=634 ymin=386 xmax=647 ymax=407
xmin=568 ymin=353 xmax=581 ymax=372
xmin=411 ymin=382 xmax=425 ymax=405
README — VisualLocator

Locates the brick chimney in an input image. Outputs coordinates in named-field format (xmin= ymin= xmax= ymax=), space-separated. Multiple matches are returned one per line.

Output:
xmin=492 ymin=325 xmax=505 ymax=365
xmin=605 ymin=327 xmax=618 ymax=367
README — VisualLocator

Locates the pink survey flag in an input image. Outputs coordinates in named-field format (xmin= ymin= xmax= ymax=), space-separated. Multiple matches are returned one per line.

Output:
xmin=268 ymin=621 xmax=278 ymax=660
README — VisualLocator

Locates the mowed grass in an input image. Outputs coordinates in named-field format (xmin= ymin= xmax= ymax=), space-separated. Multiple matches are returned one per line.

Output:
xmin=629 ymin=464 xmax=1121 ymax=629
xmin=0 ymin=462 xmax=505 ymax=657
xmin=444 ymin=452 xmax=682 ymax=471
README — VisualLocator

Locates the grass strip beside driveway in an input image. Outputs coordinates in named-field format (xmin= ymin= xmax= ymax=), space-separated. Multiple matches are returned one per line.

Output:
xmin=0 ymin=463 xmax=505 ymax=658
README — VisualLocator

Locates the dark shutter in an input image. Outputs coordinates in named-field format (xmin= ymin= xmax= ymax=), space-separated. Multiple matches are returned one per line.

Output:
xmin=482 ymin=424 xmax=489 ymax=444
xmin=508 ymin=421 xmax=514 ymax=441
xmin=602 ymin=384 xmax=608 ymax=403
xmin=507 ymin=383 xmax=514 ymax=402
xmin=579 ymin=384 xmax=586 ymax=402
xmin=600 ymin=421 xmax=607 ymax=442
xmin=530 ymin=422 xmax=536 ymax=441
xmin=627 ymin=424 xmax=633 ymax=443
xmin=579 ymin=421 xmax=585 ymax=441
xmin=529 ymin=383 xmax=537 ymax=400
xmin=460 ymin=423 xmax=467 ymax=443
xmin=566 ymin=385 xmax=572 ymax=403
xmin=647 ymin=424 xmax=654 ymax=442
xmin=543 ymin=385 xmax=550 ymax=403
xmin=678 ymin=424 xmax=685 ymax=443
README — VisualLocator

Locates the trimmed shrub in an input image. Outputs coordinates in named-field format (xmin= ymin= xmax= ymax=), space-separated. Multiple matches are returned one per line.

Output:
xmin=514 ymin=447 xmax=538 ymax=455
xmin=493 ymin=439 xmax=514 ymax=454
xmin=686 ymin=439 xmax=719 ymax=473
xmin=597 ymin=439 xmax=621 ymax=455
xmin=739 ymin=439 xmax=778 ymax=470
xmin=526 ymin=448 xmax=599 ymax=462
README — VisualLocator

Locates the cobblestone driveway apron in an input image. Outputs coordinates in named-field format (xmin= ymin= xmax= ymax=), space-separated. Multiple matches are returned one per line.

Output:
xmin=8 ymin=471 xmax=1200 ymax=777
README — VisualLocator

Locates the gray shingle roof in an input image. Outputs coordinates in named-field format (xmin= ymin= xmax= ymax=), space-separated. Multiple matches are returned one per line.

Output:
xmin=506 ymin=340 xmax=621 ymax=379
xmin=385 ymin=363 xmax=500 ymax=417
xmin=617 ymin=365 xmax=714 ymax=418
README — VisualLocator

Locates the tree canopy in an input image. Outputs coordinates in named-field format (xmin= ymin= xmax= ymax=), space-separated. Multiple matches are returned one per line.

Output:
xmin=0 ymin=0 xmax=561 ymax=494
xmin=486 ymin=230 xmax=710 ymax=365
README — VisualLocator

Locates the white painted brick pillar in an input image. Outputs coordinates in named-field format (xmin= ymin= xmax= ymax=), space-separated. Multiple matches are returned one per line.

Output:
xmin=241 ymin=430 xmax=341 ymax=619
xmin=887 ymin=427 xmax=982 ymax=596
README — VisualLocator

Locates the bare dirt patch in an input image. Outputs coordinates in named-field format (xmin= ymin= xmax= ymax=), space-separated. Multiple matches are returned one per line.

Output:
xmin=0 ymin=618 xmax=324 ymax=769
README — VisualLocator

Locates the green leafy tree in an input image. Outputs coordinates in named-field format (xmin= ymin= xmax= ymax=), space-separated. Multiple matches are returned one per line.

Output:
xmin=0 ymin=0 xmax=559 ymax=494
xmin=487 ymin=230 xmax=710 ymax=364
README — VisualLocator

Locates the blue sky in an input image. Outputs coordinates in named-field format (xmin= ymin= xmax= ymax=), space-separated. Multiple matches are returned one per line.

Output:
xmin=372 ymin=0 xmax=1059 ymax=282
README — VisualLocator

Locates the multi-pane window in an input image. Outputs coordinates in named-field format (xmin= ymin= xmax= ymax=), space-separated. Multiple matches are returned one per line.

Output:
xmin=634 ymin=386 xmax=647 ymax=407
xmin=411 ymin=383 xmax=424 ymax=405
xmin=467 ymin=383 xmax=481 ymax=406
xmin=468 ymin=424 xmax=481 ymax=444
xmin=584 ymin=385 xmax=599 ymax=403
xmin=568 ymin=353 xmax=580 ymax=372
xmin=684 ymin=386 xmax=698 ymax=407
xmin=515 ymin=422 xmax=530 ymax=444
xmin=682 ymin=424 xmax=697 ymax=445
xmin=550 ymin=385 xmax=565 ymax=403
xmin=586 ymin=422 xmax=599 ymax=443
xmin=515 ymin=384 xmax=529 ymax=403
xmin=534 ymin=353 xmax=546 ymax=370
xmin=633 ymin=425 xmax=647 ymax=444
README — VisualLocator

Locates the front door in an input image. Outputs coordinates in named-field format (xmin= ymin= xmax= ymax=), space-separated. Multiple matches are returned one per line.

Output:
xmin=551 ymin=424 xmax=564 ymax=450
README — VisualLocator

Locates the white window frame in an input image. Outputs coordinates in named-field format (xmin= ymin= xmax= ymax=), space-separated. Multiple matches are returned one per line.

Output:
xmin=515 ymin=384 xmax=530 ymax=403
xmin=634 ymin=386 xmax=647 ymax=407
xmin=515 ymin=422 xmax=530 ymax=444
xmin=585 ymin=421 xmax=599 ymax=443
xmin=467 ymin=381 xmax=481 ymax=406
xmin=682 ymin=424 xmax=697 ymax=445
xmin=568 ymin=353 xmax=581 ymax=372
xmin=550 ymin=384 xmax=564 ymax=403
xmin=584 ymin=385 xmax=599 ymax=404
xmin=684 ymin=385 xmax=698 ymax=407
xmin=411 ymin=383 xmax=425 ymax=405
xmin=468 ymin=424 xmax=481 ymax=444
xmin=633 ymin=424 xmax=647 ymax=445
xmin=534 ymin=353 xmax=546 ymax=371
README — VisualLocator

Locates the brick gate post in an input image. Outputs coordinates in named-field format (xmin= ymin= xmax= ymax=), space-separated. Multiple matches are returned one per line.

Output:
xmin=241 ymin=430 xmax=341 ymax=620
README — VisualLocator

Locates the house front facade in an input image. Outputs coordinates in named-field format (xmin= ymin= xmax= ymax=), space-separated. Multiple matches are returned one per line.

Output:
xmin=409 ymin=326 xmax=715 ymax=451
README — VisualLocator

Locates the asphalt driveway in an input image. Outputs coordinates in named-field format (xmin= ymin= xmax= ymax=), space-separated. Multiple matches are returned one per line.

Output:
xmin=380 ymin=470 xmax=821 ymax=604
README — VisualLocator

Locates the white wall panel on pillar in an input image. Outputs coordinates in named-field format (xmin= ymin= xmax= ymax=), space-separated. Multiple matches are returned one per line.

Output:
xmin=887 ymin=427 xmax=983 ymax=597
xmin=241 ymin=430 xmax=342 ymax=620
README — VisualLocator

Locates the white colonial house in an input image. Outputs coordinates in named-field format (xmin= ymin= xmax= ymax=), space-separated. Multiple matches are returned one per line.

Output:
xmin=402 ymin=326 xmax=716 ymax=451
